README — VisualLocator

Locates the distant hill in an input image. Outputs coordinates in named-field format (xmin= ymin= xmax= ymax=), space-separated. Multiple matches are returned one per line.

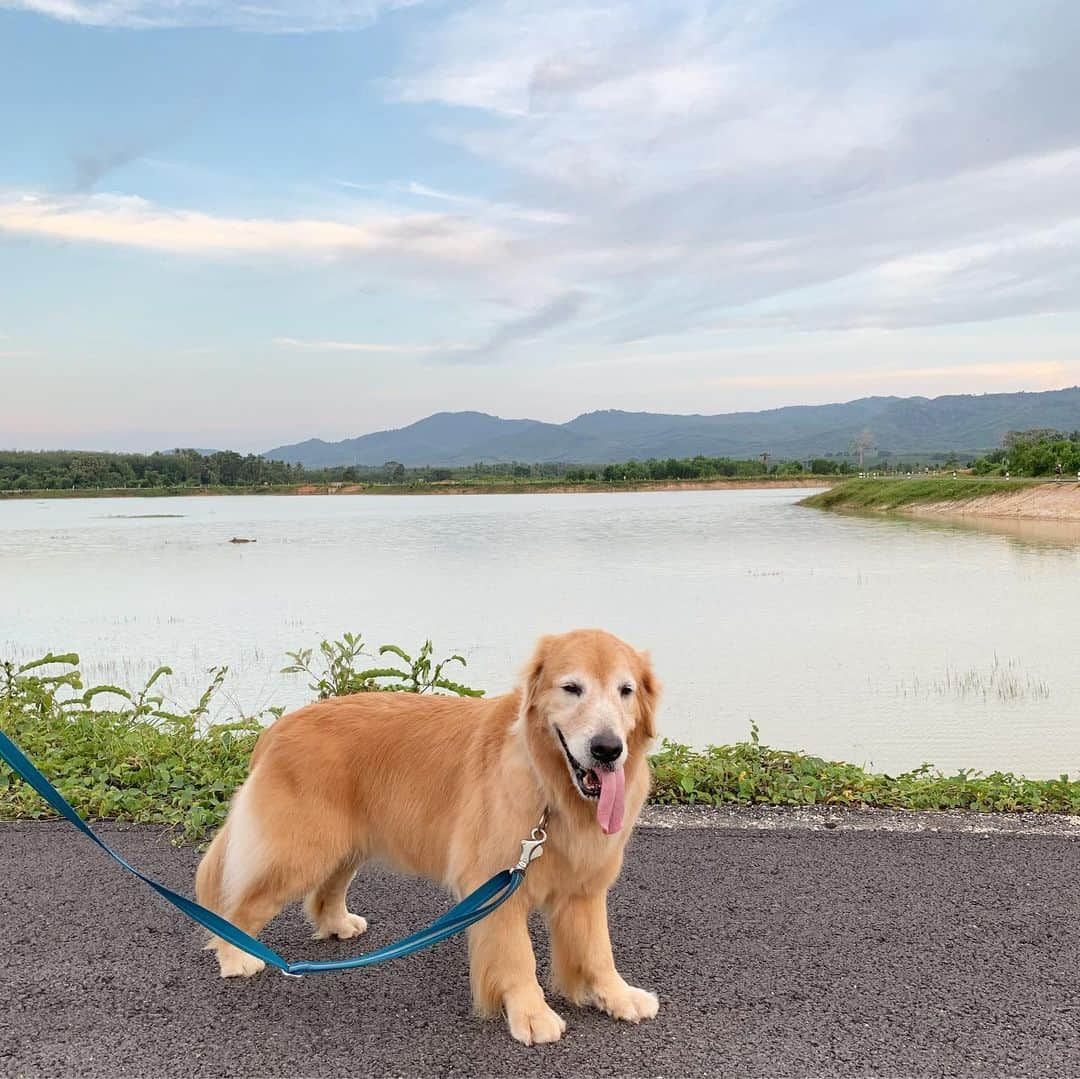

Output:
xmin=262 ymin=388 xmax=1080 ymax=467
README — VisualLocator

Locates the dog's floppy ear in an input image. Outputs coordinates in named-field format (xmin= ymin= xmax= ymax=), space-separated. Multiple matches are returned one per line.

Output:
xmin=636 ymin=650 xmax=661 ymax=741
xmin=521 ymin=634 xmax=552 ymax=715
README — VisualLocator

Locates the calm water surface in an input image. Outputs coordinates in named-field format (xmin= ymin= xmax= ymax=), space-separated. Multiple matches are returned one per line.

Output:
xmin=2 ymin=489 xmax=1079 ymax=777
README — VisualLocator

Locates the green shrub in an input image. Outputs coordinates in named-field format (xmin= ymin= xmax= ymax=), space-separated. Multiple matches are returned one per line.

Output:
xmin=1 ymin=655 xmax=261 ymax=840
xmin=649 ymin=723 xmax=1080 ymax=813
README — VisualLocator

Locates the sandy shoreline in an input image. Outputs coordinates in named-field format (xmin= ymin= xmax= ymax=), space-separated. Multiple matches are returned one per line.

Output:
xmin=904 ymin=481 xmax=1080 ymax=522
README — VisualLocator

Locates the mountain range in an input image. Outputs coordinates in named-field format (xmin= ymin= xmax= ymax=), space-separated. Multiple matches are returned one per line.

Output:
xmin=262 ymin=387 xmax=1080 ymax=467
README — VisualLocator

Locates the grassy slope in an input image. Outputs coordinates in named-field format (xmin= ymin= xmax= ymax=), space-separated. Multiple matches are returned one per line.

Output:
xmin=800 ymin=476 xmax=1039 ymax=512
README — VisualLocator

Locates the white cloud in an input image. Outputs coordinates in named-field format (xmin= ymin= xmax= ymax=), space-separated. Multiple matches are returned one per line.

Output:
xmin=0 ymin=0 xmax=417 ymax=32
xmin=0 ymin=191 xmax=507 ymax=265
xmin=273 ymin=337 xmax=469 ymax=354
xmin=332 ymin=177 xmax=576 ymax=224
xmin=389 ymin=1 xmax=908 ymax=194
xmin=383 ymin=0 xmax=1080 ymax=345
xmin=403 ymin=181 xmax=576 ymax=225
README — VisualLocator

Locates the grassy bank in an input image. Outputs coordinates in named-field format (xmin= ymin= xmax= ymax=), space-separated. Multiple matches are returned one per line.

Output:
xmin=1 ymin=476 xmax=837 ymax=500
xmin=650 ymin=732 xmax=1080 ymax=814
xmin=4 ymin=647 xmax=1079 ymax=841
xmin=800 ymin=476 xmax=1039 ymax=513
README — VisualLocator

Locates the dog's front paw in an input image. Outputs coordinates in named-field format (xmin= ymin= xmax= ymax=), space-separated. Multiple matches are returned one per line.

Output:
xmin=217 ymin=946 xmax=266 ymax=979
xmin=505 ymin=999 xmax=567 ymax=1046
xmin=597 ymin=982 xmax=659 ymax=1024
xmin=312 ymin=912 xmax=368 ymax=941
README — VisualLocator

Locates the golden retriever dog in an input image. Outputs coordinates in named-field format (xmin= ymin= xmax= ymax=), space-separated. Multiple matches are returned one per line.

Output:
xmin=194 ymin=628 xmax=660 ymax=1044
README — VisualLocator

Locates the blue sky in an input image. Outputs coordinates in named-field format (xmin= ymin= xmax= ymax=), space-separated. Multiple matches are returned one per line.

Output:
xmin=2 ymin=0 xmax=1080 ymax=452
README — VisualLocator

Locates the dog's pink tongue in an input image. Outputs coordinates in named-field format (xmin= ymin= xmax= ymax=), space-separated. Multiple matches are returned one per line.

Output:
xmin=597 ymin=767 xmax=625 ymax=835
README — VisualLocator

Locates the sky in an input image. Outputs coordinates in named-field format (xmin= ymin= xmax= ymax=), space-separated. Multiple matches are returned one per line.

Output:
xmin=2 ymin=0 xmax=1080 ymax=453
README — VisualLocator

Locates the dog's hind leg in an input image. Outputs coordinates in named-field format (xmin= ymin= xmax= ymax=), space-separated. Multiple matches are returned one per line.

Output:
xmin=199 ymin=766 xmax=360 ymax=977
xmin=214 ymin=883 xmax=292 ymax=978
xmin=206 ymin=773 xmax=310 ymax=978
xmin=304 ymin=856 xmax=368 ymax=940
xmin=195 ymin=821 xmax=243 ymax=966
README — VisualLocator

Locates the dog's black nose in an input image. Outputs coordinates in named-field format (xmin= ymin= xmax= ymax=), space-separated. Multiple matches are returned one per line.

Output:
xmin=590 ymin=732 xmax=623 ymax=764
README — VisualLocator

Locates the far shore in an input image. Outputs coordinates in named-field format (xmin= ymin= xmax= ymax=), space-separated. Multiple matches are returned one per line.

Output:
xmin=0 ymin=476 xmax=836 ymax=501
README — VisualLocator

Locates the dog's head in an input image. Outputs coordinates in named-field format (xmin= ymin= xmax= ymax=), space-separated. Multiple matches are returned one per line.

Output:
xmin=519 ymin=629 xmax=659 ymax=836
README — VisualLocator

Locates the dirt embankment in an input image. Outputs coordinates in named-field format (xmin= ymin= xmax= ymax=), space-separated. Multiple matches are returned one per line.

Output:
xmin=905 ymin=482 xmax=1080 ymax=521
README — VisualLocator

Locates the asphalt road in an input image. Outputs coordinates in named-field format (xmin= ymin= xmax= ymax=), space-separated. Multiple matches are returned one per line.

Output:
xmin=2 ymin=813 xmax=1080 ymax=1078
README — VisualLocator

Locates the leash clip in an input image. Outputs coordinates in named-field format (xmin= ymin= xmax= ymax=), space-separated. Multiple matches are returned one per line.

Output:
xmin=514 ymin=831 xmax=546 ymax=872
xmin=513 ymin=809 xmax=550 ymax=873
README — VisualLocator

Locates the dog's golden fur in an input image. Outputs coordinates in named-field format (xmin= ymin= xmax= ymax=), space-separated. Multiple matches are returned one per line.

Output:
xmin=195 ymin=628 xmax=660 ymax=1044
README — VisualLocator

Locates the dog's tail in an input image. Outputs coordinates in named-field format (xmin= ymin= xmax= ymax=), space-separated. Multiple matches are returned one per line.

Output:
xmin=197 ymin=726 xmax=275 ymax=917
xmin=196 ymin=770 xmax=268 ymax=919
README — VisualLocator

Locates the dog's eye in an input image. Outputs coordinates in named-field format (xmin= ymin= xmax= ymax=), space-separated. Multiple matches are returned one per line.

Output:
xmin=620 ymin=684 xmax=634 ymax=698
xmin=561 ymin=683 xmax=583 ymax=697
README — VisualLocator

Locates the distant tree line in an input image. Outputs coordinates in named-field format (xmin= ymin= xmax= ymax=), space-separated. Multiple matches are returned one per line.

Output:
xmin=971 ymin=429 xmax=1080 ymax=477
xmin=0 ymin=449 xmax=312 ymax=492
xmin=564 ymin=455 xmax=855 ymax=482
xmin=0 ymin=448 xmax=863 ymax=493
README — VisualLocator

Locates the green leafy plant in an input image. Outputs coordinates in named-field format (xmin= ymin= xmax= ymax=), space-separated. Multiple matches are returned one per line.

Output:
xmin=2 ymin=653 xmax=83 ymax=714
xmin=372 ymin=640 xmax=483 ymax=697
xmin=282 ymin=632 xmax=382 ymax=698
xmin=282 ymin=632 xmax=482 ymax=698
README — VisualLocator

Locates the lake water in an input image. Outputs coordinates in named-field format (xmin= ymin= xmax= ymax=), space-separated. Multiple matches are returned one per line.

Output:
xmin=2 ymin=489 xmax=1079 ymax=778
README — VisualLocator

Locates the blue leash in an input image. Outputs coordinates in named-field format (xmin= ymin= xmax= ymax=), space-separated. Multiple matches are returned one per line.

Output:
xmin=0 ymin=728 xmax=548 ymax=976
